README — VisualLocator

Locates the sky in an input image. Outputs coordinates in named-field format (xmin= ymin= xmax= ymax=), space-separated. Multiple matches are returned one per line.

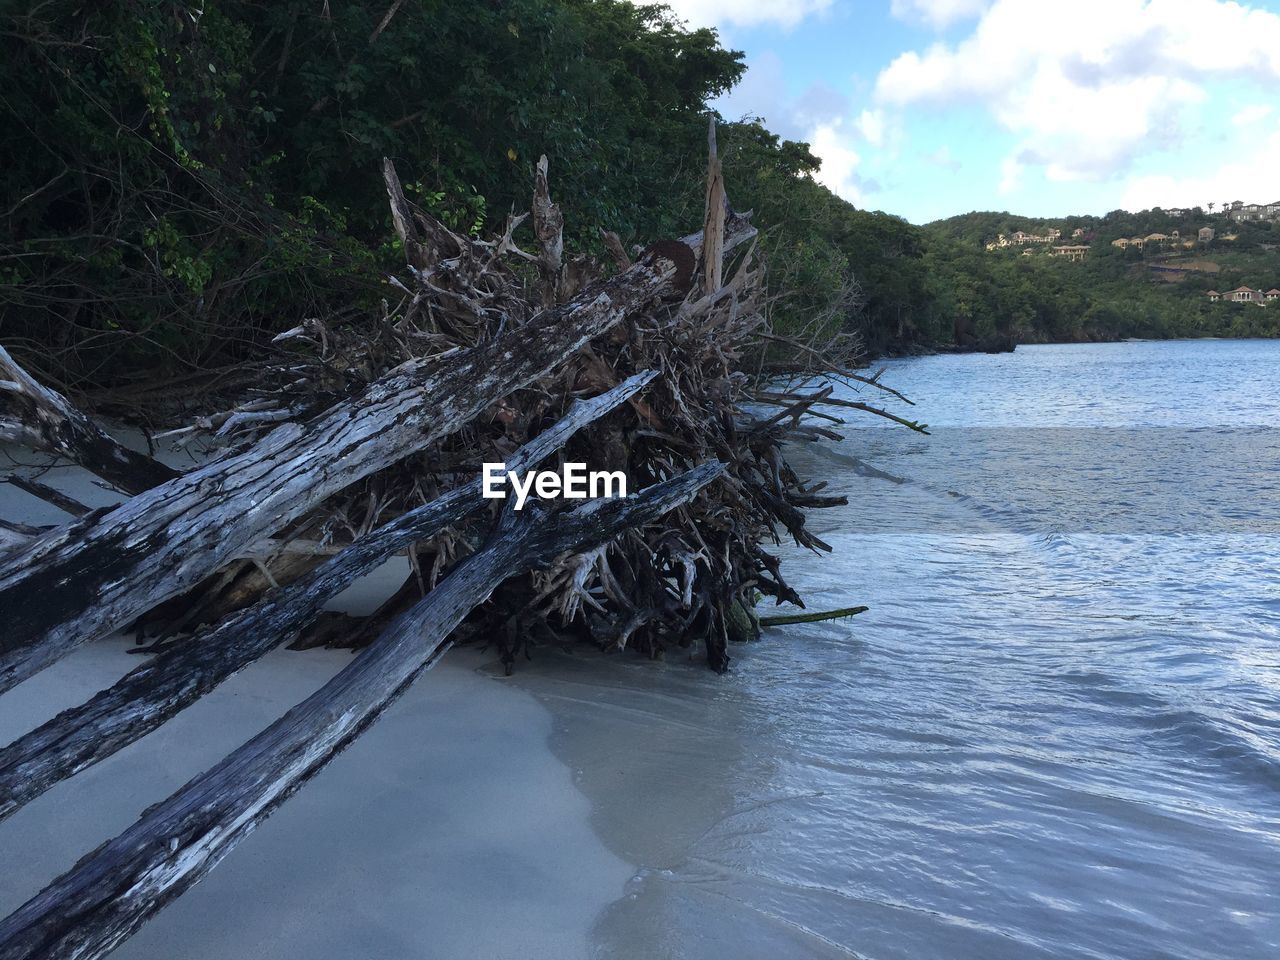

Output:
xmin=662 ymin=0 xmax=1280 ymax=223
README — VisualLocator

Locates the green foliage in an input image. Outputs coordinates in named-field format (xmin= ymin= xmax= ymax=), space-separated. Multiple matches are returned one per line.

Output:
xmin=919 ymin=211 xmax=1279 ymax=344
xmin=0 ymin=0 xmax=745 ymax=384
xmin=1 ymin=0 xmax=1273 ymax=391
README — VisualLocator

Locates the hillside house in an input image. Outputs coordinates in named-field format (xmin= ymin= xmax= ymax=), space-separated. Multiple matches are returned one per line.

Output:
xmin=1267 ymin=289 xmax=1280 ymax=302
xmin=986 ymin=228 xmax=1065 ymax=251
xmin=1206 ymin=290 xmax=1221 ymax=301
xmin=1051 ymin=245 xmax=1088 ymax=261
xmin=1226 ymin=286 xmax=1263 ymax=303
xmin=1198 ymin=226 xmax=1215 ymax=243
xmin=1220 ymin=199 xmax=1279 ymax=222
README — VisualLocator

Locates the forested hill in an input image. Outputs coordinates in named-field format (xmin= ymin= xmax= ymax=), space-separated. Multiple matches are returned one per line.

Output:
xmin=915 ymin=209 xmax=1279 ymax=348
xmin=1 ymin=1 xmax=1276 ymax=393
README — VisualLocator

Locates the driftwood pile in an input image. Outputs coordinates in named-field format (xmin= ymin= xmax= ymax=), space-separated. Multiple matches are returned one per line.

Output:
xmin=0 ymin=123 xmax=913 ymax=959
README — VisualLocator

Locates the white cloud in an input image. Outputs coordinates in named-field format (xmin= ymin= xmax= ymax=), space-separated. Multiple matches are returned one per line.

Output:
xmin=809 ymin=122 xmax=864 ymax=203
xmin=855 ymin=108 xmax=886 ymax=147
xmin=1231 ymin=103 xmax=1274 ymax=126
xmin=874 ymin=0 xmax=1280 ymax=184
xmin=890 ymin=0 xmax=988 ymax=29
xmin=1120 ymin=126 xmax=1280 ymax=209
xmin=998 ymin=155 xmax=1023 ymax=195
xmin=661 ymin=0 xmax=831 ymax=29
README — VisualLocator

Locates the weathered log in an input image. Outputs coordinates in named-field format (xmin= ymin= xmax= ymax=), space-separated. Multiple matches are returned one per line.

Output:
xmin=4 ymin=477 xmax=90 ymax=518
xmin=0 ymin=372 xmax=657 ymax=823
xmin=533 ymin=154 xmax=565 ymax=307
xmin=0 ymin=238 xmax=704 ymax=694
xmin=701 ymin=118 xmax=726 ymax=296
xmin=0 ymin=462 xmax=724 ymax=960
xmin=0 ymin=346 xmax=177 ymax=495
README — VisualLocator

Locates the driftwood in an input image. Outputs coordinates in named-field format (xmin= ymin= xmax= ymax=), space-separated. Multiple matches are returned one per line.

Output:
xmin=0 ymin=346 xmax=177 ymax=495
xmin=0 ymin=239 xmax=707 ymax=695
xmin=0 ymin=463 xmax=723 ymax=960
xmin=4 ymin=477 xmax=90 ymax=518
xmin=701 ymin=118 xmax=726 ymax=296
xmin=0 ymin=372 xmax=656 ymax=824
xmin=0 ymin=129 xmax=902 ymax=960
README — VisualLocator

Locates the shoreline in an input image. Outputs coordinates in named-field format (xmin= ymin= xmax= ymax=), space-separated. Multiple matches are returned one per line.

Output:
xmin=0 ymin=638 xmax=630 ymax=960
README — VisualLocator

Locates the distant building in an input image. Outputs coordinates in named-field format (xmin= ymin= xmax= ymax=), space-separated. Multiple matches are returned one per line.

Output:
xmin=986 ymin=228 xmax=1063 ymax=251
xmin=1051 ymin=244 xmax=1088 ymax=262
xmin=1145 ymin=233 xmax=1170 ymax=243
xmin=1219 ymin=198 xmax=1280 ymax=223
xmin=1071 ymin=227 xmax=1086 ymax=239
xmin=1267 ymin=289 xmax=1280 ymax=302
xmin=1111 ymin=238 xmax=1130 ymax=248
xmin=1226 ymin=286 xmax=1263 ymax=303
xmin=1198 ymin=226 xmax=1215 ymax=243
xmin=1206 ymin=290 xmax=1221 ymax=301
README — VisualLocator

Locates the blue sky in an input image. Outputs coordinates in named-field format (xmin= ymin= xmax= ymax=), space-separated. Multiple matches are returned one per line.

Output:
xmin=664 ymin=0 xmax=1280 ymax=223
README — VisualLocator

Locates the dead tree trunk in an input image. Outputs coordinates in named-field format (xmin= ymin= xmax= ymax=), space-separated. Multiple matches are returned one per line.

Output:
xmin=533 ymin=154 xmax=565 ymax=307
xmin=701 ymin=118 xmax=726 ymax=296
xmin=0 ymin=347 xmax=177 ymax=495
xmin=0 ymin=372 xmax=657 ymax=823
xmin=0 ymin=462 xmax=723 ymax=960
xmin=0 ymin=243 xmax=699 ymax=695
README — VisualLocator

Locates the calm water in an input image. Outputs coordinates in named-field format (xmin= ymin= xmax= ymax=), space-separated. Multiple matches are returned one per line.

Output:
xmin=517 ymin=339 xmax=1280 ymax=960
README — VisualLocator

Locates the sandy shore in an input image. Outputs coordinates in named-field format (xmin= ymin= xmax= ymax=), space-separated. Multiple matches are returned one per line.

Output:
xmin=0 ymin=439 xmax=642 ymax=958
xmin=0 ymin=638 xmax=632 ymax=959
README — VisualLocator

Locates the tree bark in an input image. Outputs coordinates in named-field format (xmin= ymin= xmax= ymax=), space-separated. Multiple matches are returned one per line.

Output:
xmin=701 ymin=118 xmax=726 ymax=296
xmin=0 ymin=246 xmax=695 ymax=695
xmin=0 ymin=347 xmax=177 ymax=495
xmin=0 ymin=372 xmax=657 ymax=823
xmin=0 ymin=462 xmax=723 ymax=960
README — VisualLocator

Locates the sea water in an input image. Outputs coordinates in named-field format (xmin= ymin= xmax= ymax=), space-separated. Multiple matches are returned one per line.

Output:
xmin=514 ymin=339 xmax=1280 ymax=960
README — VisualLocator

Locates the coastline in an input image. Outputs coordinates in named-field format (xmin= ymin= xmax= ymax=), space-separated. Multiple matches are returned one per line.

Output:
xmin=0 ymin=449 xmax=631 ymax=959
xmin=0 ymin=638 xmax=630 ymax=960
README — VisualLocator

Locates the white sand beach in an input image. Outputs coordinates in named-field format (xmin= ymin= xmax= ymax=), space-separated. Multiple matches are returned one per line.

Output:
xmin=0 ymin=449 xmax=633 ymax=960
xmin=0 ymin=638 xmax=631 ymax=960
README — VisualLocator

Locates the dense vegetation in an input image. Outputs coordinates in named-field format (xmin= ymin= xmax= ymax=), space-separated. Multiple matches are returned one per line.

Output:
xmin=920 ymin=210 xmax=1280 ymax=344
xmin=2 ymin=0 xmax=1276 ymax=395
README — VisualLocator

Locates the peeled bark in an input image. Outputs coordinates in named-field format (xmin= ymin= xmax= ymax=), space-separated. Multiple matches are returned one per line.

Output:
xmin=0 ymin=372 xmax=657 ymax=824
xmin=0 ymin=461 xmax=724 ymax=960
xmin=0 ymin=245 xmax=697 ymax=695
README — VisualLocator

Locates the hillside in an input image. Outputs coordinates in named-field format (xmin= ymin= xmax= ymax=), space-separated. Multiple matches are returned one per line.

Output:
xmin=1 ymin=0 xmax=1276 ymax=394
xmin=906 ymin=208 xmax=1280 ymax=349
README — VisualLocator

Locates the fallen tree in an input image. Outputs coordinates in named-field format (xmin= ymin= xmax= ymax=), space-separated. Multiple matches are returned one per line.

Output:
xmin=0 ymin=372 xmax=655 ymax=824
xmin=0 ymin=231 xmax=704 ymax=694
xmin=0 ymin=463 xmax=724 ymax=960
xmin=0 ymin=346 xmax=177 ymax=496
xmin=0 ymin=125 xmax=902 ymax=959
